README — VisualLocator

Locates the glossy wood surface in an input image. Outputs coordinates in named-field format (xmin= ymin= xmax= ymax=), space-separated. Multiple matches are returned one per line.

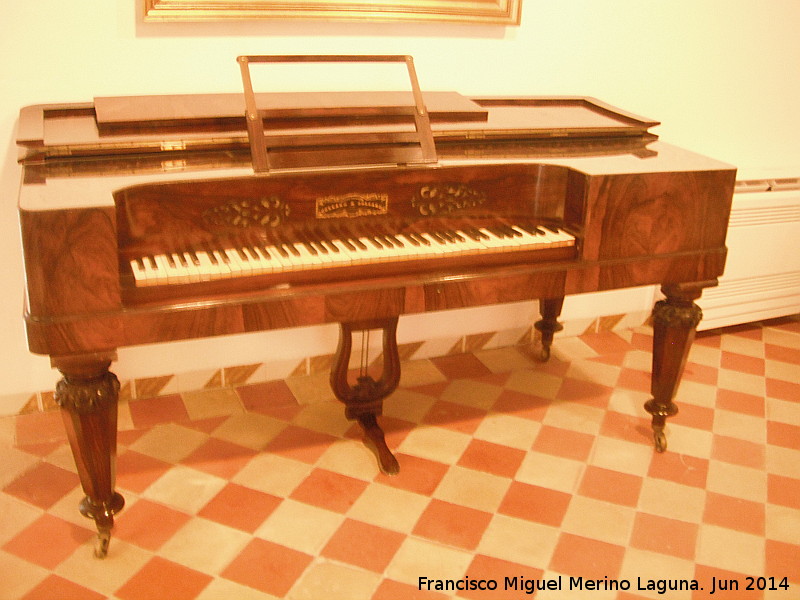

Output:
xmin=16 ymin=94 xmax=735 ymax=557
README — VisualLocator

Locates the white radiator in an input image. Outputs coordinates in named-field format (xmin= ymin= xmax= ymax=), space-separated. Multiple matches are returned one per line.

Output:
xmin=698 ymin=176 xmax=800 ymax=330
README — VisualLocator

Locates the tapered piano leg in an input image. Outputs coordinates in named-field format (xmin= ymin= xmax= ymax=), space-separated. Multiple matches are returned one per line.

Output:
xmin=330 ymin=318 xmax=401 ymax=475
xmin=52 ymin=354 xmax=124 ymax=558
xmin=645 ymin=283 xmax=707 ymax=452
xmin=534 ymin=297 xmax=565 ymax=361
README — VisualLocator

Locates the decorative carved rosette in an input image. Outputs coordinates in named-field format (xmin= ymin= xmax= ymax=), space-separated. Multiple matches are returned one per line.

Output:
xmin=203 ymin=196 xmax=289 ymax=228
xmin=652 ymin=299 xmax=703 ymax=329
xmin=412 ymin=183 xmax=486 ymax=216
xmin=55 ymin=372 xmax=120 ymax=414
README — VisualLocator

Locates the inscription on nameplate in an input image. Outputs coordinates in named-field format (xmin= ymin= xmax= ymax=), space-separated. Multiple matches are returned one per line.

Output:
xmin=203 ymin=196 xmax=289 ymax=228
xmin=316 ymin=193 xmax=389 ymax=219
xmin=412 ymin=183 xmax=486 ymax=216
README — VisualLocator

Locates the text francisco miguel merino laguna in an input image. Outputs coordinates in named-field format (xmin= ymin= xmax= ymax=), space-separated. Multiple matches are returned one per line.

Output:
xmin=417 ymin=574 xmax=791 ymax=595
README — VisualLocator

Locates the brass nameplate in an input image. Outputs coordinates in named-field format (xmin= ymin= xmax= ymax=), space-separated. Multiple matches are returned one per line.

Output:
xmin=316 ymin=193 xmax=389 ymax=219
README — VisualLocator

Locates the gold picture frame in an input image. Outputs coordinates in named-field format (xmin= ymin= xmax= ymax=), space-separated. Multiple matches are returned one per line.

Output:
xmin=143 ymin=0 xmax=521 ymax=25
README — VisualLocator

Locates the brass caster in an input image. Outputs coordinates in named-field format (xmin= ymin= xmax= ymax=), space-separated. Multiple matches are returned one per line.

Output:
xmin=654 ymin=431 xmax=667 ymax=453
xmin=539 ymin=346 xmax=551 ymax=362
xmin=94 ymin=530 xmax=111 ymax=558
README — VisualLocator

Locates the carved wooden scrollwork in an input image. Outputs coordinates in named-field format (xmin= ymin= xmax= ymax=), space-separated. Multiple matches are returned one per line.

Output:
xmin=412 ymin=183 xmax=486 ymax=216
xmin=203 ymin=196 xmax=289 ymax=228
xmin=55 ymin=372 xmax=120 ymax=414
xmin=652 ymin=299 xmax=703 ymax=329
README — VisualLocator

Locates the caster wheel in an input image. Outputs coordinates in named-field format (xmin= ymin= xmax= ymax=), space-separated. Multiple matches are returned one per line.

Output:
xmin=654 ymin=431 xmax=667 ymax=453
xmin=539 ymin=346 xmax=551 ymax=362
xmin=94 ymin=531 xmax=110 ymax=558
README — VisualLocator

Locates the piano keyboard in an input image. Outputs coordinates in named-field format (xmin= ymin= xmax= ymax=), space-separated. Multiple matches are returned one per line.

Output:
xmin=129 ymin=223 xmax=576 ymax=287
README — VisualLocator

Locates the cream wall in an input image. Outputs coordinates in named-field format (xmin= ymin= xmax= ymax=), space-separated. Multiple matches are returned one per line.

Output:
xmin=1 ymin=0 xmax=799 ymax=411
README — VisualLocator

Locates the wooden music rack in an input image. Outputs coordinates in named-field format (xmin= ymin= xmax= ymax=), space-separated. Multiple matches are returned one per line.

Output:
xmin=237 ymin=54 xmax=438 ymax=172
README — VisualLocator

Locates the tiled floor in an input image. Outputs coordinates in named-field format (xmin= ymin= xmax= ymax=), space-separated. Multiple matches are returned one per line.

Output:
xmin=1 ymin=317 xmax=798 ymax=600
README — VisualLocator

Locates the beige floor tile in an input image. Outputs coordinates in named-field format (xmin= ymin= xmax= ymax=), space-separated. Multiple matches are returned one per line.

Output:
xmin=54 ymin=539 xmax=152 ymax=596
xmin=316 ymin=440 xmax=380 ymax=481
xmin=475 ymin=346 xmax=537 ymax=374
xmin=472 ymin=412 xmax=541 ymax=450
xmin=637 ymin=478 xmax=706 ymax=524
xmin=542 ymin=401 xmax=605 ymax=436
xmin=385 ymin=537 xmax=473 ymax=586
xmin=255 ymin=499 xmax=343 ymax=555
xmin=566 ymin=359 xmax=621 ymax=387
xmin=383 ymin=388 xmax=437 ymax=424
xmin=607 ymin=388 xmax=650 ymax=417
xmin=515 ymin=451 xmax=585 ymax=494
xmin=141 ymin=465 xmax=227 ymax=514
xmin=0 ymin=550 xmax=48 ymax=599
xmin=765 ymin=445 xmax=800 ymax=479
xmin=398 ymin=359 xmax=447 ymax=388
xmin=396 ymin=425 xmax=472 ymax=465
xmin=687 ymin=343 xmax=722 ymax=368
xmin=347 ymin=483 xmax=430 ymax=533
xmin=712 ymin=409 xmax=766 ymax=443
xmin=766 ymin=397 xmax=800 ymax=425
xmin=196 ymin=577 xmax=281 ymax=600
xmin=48 ymin=486 xmax=98 ymax=529
xmin=211 ymin=412 xmax=287 ymax=450
xmin=0 ymin=493 xmax=42 ymax=546
xmin=766 ymin=358 xmax=800 ymax=383
xmin=622 ymin=349 xmax=655 ymax=371
xmin=477 ymin=513 xmax=560 ymax=566
xmin=290 ymin=560 xmax=381 ymax=600
xmin=439 ymin=379 xmax=502 ymax=410
xmin=716 ymin=369 xmax=767 ymax=397
xmin=285 ymin=372 xmax=336 ymax=405
xmin=503 ymin=369 xmax=563 ymax=400
xmin=117 ymin=401 xmax=134 ymax=432
xmin=719 ymin=335 xmax=766 ymax=357
xmin=589 ymin=437 xmax=653 ymax=477
xmin=432 ymin=465 xmax=510 ymax=513
xmin=291 ymin=401 xmax=351 ymax=437
xmin=695 ymin=524 xmax=765 ymax=574
xmin=765 ymin=503 xmax=800 ymax=545
xmin=159 ymin=517 xmax=251 ymax=575
xmin=129 ymin=423 xmax=209 ymax=464
xmin=551 ymin=336 xmax=598 ymax=361
xmin=618 ymin=549 xmax=697 ymax=600
xmin=560 ymin=495 xmax=636 ymax=546
xmin=762 ymin=327 xmax=800 ymax=349
xmin=662 ymin=425 xmax=713 ymax=459
xmin=0 ymin=446 xmax=40 ymax=488
xmin=182 ymin=387 xmax=244 ymax=420
xmin=674 ymin=380 xmax=717 ymax=409
xmin=706 ymin=461 xmax=767 ymax=503
xmin=232 ymin=453 xmax=312 ymax=498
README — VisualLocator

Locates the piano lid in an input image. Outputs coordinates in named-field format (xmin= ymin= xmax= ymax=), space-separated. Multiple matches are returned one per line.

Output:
xmin=17 ymin=93 xmax=659 ymax=163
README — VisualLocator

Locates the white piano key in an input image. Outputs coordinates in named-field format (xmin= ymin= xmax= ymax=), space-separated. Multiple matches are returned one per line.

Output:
xmin=129 ymin=222 xmax=577 ymax=287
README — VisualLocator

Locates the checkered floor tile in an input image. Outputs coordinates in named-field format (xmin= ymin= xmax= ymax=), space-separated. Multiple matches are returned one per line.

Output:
xmin=1 ymin=316 xmax=798 ymax=600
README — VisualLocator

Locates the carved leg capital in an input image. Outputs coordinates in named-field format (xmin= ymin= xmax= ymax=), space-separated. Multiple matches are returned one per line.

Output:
xmin=53 ymin=355 xmax=124 ymax=557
